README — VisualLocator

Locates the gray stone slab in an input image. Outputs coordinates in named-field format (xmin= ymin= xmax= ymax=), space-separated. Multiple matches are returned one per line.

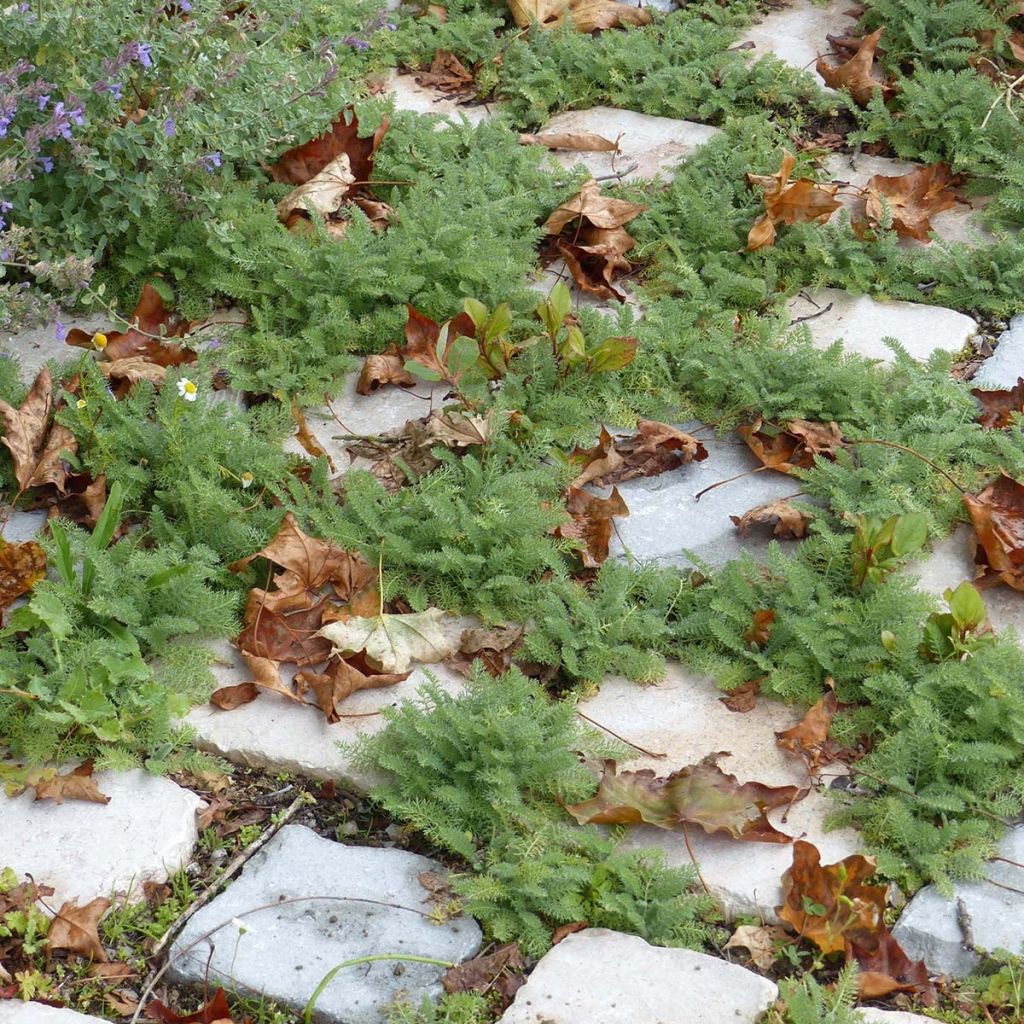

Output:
xmin=384 ymin=72 xmax=494 ymax=126
xmin=0 ymin=769 xmax=202 ymax=906
xmin=2 ymin=510 xmax=47 ymax=543
xmin=536 ymin=107 xmax=719 ymax=182
xmin=893 ymin=825 xmax=1024 ymax=977
xmin=607 ymin=427 xmax=799 ymax=569
xmin=185 ymin=640 xmax=467 ymax=791
xmin=825 ymin=152 xmax=995 ymax=248
xmin=910 ymin=525 xmax=1024 ymax=636
xmin=0 ymin=1005 xmax=108 ymax=1024
xmin=580 ymin=666 xmax=862 ymax=921
xmin=740 ymin=0 xmax=857 ymax=77
xmin=1 ymin=315 xmax=108 ymax=385
xmin=973 ymin=314 xmax=1024 ymax=388
xmin=787 ymin=289 xmax=977 ymax=364
xmin=857 ymin=1012 xmax=936 ymax=1024
xmin=168 ymin=824 xmax=482 ymax=1024
xmin=499 ymin=928 xmax=777 ymax=1024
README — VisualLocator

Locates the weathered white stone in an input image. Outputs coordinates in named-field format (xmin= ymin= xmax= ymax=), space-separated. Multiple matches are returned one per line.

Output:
xmin=825 ymin=152 xmax=995 ymax=248
xmin=910 ymin=525 xmax=1024 ymax=636
xmin=973 ymin=314 xmax=1024 ymax=388
xmin=893 ymin=825 xmax=1024 ymax=977
xmin=607 ymin=426 xmax=801 ymax=569
xmin=536 ymin=107 xmax=719 ymax=182
xmin=186 ymin=640 xmax=466 ymax=791
xmin=168 ymin=824 xmax=482 ymax=1024
xmin=2 ymin=510 xmax=47 ymax=543
xmin=2 ymin=315 xmax=108 ymax=385
xmin=0 ymin=1004 xmax=109 ymax=1024
xmin=384 ymin=71 xmax=494 ymax=126
xmin=500 ymin=928 xmax=777 ymax=1024
xmin=787 ymin=288 xmax=977 ymax=364
xmin=741 ymin=0 xmax=857 ymax=77
xmin=0 ymin=770 xmax=202 ymax=906
xmin=580 ymin=666 xmax=863 ymax=920
xmin=857 ymin=1011 xmax=937 ymax=1024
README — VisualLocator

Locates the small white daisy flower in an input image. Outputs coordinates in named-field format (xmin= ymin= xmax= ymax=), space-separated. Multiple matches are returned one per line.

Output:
xmin=177 ymin=377 xmax=198 ymax=402
xmin=230 ymin=916 xmax=253 ymax=935
xmin=76 ymin=398 xmax=88 ymax=410
xmin=240 ymin=471 xmax=254 ymax=490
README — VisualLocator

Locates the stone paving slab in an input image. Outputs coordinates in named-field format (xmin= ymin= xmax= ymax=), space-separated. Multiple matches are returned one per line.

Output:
xmin=2 ymin=314 xmax=108 ymax=385
xmin=168 ymin=824 xmax=482 ymax=1024
xmin=740 ymin=0 xmax=857 ymax=78
xmin=186 ymin=640 xmax=466 ymax=791
xmin=607 ymin=426 xmax=800 ymax=569
xmin=893 ymin=825 xmax=1024 ymax=977
xmin=3 ymin=510 xmax=47 ymax=544
xmin=499 ymin=928 xmax=778 ymax=1024
xmin=787 ymin=288 xmax=977 ymax=364
xmin=0 ymin=769 xmax=202 ymax=906
xmin=0 ymin=1005 xmax=108 ymax=1024
xmin=384 ymin=71 xmax=494 ymax=126
xmin=580 ymin=667 xmax=862 ymax=920
xmin=911 ymin=525 xmax=1024 ymax=636
xmin=858 ymin=1012 xmax=937 ymax=1024
xmin=535 ymin=107 xmax=719 ymax=182
xmin=973 ymin=314 xmax=1024 ymax=387
xmin=825 ymin=152 xmax=995 ymax=248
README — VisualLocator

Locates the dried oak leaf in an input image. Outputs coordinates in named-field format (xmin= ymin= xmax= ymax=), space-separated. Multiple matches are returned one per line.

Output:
xmin=816 ymin=27 xmax=889 ymax=106
xmin=47 ymin=897 xmax=111 ymax=961
xmin=731 ymin=499 xmax=811 ymax=539
xmin=415 ymin=50 xmax=476 ymax=98
xmin=552 ymin=485 xmax=629 ymax=569
xmin=738 ymin=417 xmax=846 ymax=474
xmin=864 ymin=163 xmax=964 ymax=242
xmin=0 ymin=538 xmax=46 ymax=610
xmin=518 ymin=132 xmax=618 ymax=152
xmin=850 ymin=929 xmax=938 ymax=1004
xmin=746 ymin=151 xmax=841 ymax=251
xmin=318 ymin=606 xmax=457 ymax=674
xmin=0 ymin=367 xmax=77 ymax=492
xmin=972 ymin=378 xmax=1024 ymax=429
xmin=743 ymin=608 xmax=776 ymax=647
xmin=778 ymin=840 xmax=886 ymax=954
xmin=267 ymin=107 xmax=388 ymax=188
xmin=442 ymin=942 xmax=526 ymax=1002
xmin=454 ymin=624 xmax=526 ymax=677
xmin=32 ymin=761 xmax=110 ymax=806
xmin=964 ymin=471 xmax=1024 ymax=591
xmin=357 ymin=344 xmax=416 ymax=395
xmin=295 ymin=650 xmax=409 ymax=723
xmin=776 ymin=682 xmax=840 ymax=775
xmin=66 ymin=283 xmax=195 ymax=367
xmin=565 ymin=757 xmax=805 ymax=843
xmin=146 ymin=989 xmax=236 ymax=1024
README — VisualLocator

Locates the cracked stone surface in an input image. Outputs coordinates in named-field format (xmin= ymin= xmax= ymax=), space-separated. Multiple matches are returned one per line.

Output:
xmin=535 ymin=107 xmax=719 ymax=182
xmin=186 ymin=639 xmax=466 ymax=791
xmin=910 ymin=525 xmax=1024 ymax=636
xmin=0 ymin=1006 xmax=109 ymax=1024
xmin=824 ymin=152 xmax=995 ymax=248
xmin=973 ymin=314 xmax=1024 ymax=387
xmin=580 ymin=666 xmax=862 ymax=920
xmin=384 ymin=71 xmax=495 ymax=125
xmin=2 ymin=314 xmax=108 ymax=384
xmin=786 ymin=288 xmax=977 ymax=364
xmin=168 ymin=824 xmax=482 ymax=1024
xmin=499 ymin=928 xmax=777 ymax=1024
xmin=0 ymin=769 xmax=202 ymax=906
xmin=893 ymin=825 xmax=1024 ymax=977
xmin=740 ymin=0 xmax=857 ymax=77
xmin=607 ymin=426 xmax=800 ymax=569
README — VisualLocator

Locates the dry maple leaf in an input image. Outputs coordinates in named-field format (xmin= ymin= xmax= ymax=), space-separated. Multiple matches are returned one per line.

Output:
xmin=414 ymin=50 xmax=476 ymax=98
xmin=565 ymin=757 xmax=806 ymax=843
xmin=556 ymin=237 xmax=632 ymax=302
xmin=720 ymin=677 xmax=762 ymax=713
xmin=0 ymin=538 xmax=46 ymax=611
xmin=146 ymin=989 xmax=237 ymax=1024
xmin=275 ymin=153 xmax=356 ymax=229
xmin=731 ymin=499 xmax=811 ymax=539
xmin=972 ymin=378 xmax=1024 ymax=429
xmin=816 ymin=27 xmax=888 ymax=106
xmin=850 ymin=929 xmax=938 ymax=1004
xmin=357 ymin=344 xmax=416 ymax=395
xmin=552 ymin=485 xmax=630 ymax=569
xmin=295 ymin=651 xmax=410 ymax=723
xmin=518 ymin=131 xmax=618 ymax=152
xmin=99 ymin=357 xmax=167 ymax=390
xmin=423 ymin=408 xmax=492 ymax=447
xmin=453 ymin=624 xmax=526 ymax=677
xmin=0 ymin=367 xmax=77 ymax=493
xmin=723 ymin=923 xmax=789 ymax=971
xmin=746 ymin=151 xmax=841 ymax=251
xmin=544 ymin=178 xmax=646 ymax=235
xmin=864 ymin=163 xmax=963 ymax=242
xmin=32 ymin=761 xmax=111 ymax=806
xmin=776 ymin=682 xmax=840 ymax=775
xmin=738 ymin=417 xmax=846 ymax=474
xmin=778 ymin=840 xmax=886 ymax=954
xmin=743 ymin=608 xmax=776 ymax=647
xmin=66 ymin=283 xmax=195 ymax=368
xmin=507 ymin=0 xmax=651 ymax=31
xmin=442 ymin=942 xmax=525 ymax=1004
xmin=42 ymin=471 xmax=108 ymax=529
xmin=47 ymin=897 xmax=111 ymax=962
xmin=318 ymin=606 xmax=457 ymax=674
xmin=964 ymin=471 xmax=1024 ymax=591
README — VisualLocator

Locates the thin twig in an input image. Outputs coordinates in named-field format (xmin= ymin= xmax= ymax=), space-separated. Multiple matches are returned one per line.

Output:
xmin=576 ymin=709 xmax=666 ymax=759
xmin=694 ymin=464 xmax=770 ymax=502
xmin=846 ymin=438 xmax=966 ymax=493
xmin=788 ymin=301 xmax=834 ymax=327
xmin=681 ymin=821 xmax=712 ymax=897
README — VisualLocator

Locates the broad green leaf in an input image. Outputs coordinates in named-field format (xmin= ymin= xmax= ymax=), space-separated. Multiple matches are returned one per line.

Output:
xmin=892 ymin=512 xmax=928 ymax=557
xmin=589 ymin=335 xmax=638 ymax=373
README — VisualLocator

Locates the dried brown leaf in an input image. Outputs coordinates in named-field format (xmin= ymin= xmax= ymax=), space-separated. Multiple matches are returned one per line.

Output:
xmin=964 ymin=471 xmax=1024 ymax=591
xmin=47 ymin=897 xmax=111 ymax=961
xmin=972 ymin=378 xmax=1024 ymax=429
xmin=518 ymin=132 xmax=619 ymax=152
xmin=0 ymin=538 xmax=46 ymax=610
xmin=294 ymin=651 xmax=409 ymax=723
xmin=864 ymin=163 xmax=963 ymax=242
xmin=33 ymin=761 xmax=110 ymax=806
xmin=357 ymin=344 xmax=416 ymax=395
xmin=816 ymin=27 xmax=888 ymax=106
xmin=209 ymin=682 xmax=259 ymax=710
xmin=731 ymin=499 xmax=811 ymax=539
xmin=776 ymin=682 xmax=840 ymax=775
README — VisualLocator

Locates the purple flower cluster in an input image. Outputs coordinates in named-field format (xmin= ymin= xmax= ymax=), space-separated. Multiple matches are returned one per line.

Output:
xmin=198 ymin=151 xmax=222 ymax=172
xmin=0 ymin=200 xmax=12 ymax=232
xmin=92 ymin=40 xmax=154 ymax=100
